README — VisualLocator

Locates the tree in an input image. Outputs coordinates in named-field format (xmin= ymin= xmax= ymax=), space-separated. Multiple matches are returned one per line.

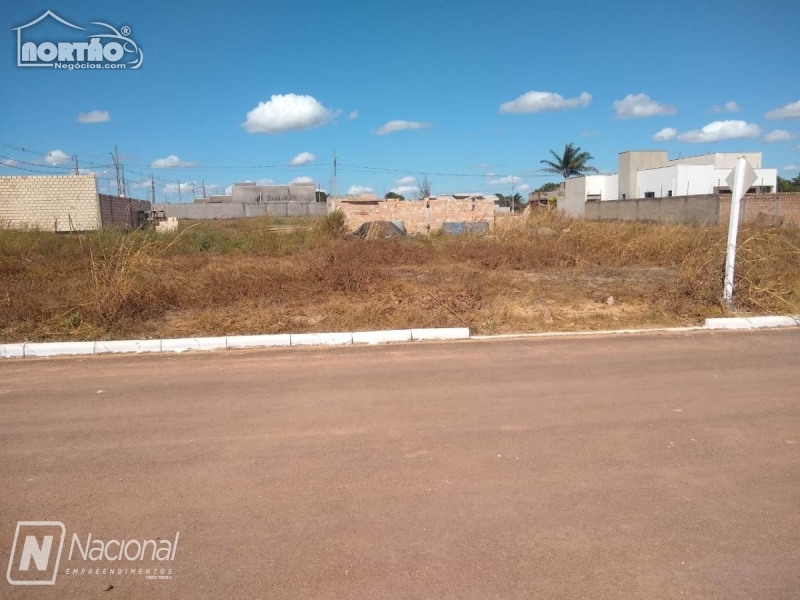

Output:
xmin=385 ymin=191 xmax=405 ymax=200
xmin=777 ymin=175 xmax=800 ymax=192
xmin=540 ymin=143 xmax=598 ymax=179
xmin=535 ymin=182 xmax=560 ymax=193
xmin=416 ymin=175 xmax=431 ymax=200
xmin=493 ymin=193 xmax=523 ymax=209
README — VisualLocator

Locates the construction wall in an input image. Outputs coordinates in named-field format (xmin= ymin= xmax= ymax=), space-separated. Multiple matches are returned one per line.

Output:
xmin=0 ymin=174 xmax=100 ymax=231
xmin=153 ymin=201 xmax=326 ymax=220
xmin=98 ymin=195 xmax=151 ymax=228
xmin=585 ymin=193 xmax=800 ymax=226
xmin=330 ymin=198 xmax=496 ymax=234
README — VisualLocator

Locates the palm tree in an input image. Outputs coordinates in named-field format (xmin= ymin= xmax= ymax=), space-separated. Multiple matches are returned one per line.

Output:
xmin=540 ymin=143 xmax=598 ymax=179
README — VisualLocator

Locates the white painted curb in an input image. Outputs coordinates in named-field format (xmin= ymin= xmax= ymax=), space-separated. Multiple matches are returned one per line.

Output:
xmin=24 ymin=342 xmax=96 ymax=357
xmin=2 ymin=317 xmax=798 ymax=360
xmin=704 ymin=316 xmax=800 ymax=330
xmin=290 ymin=332 xmax=353 ymax=346
xmin=227 ymin=334 xmax=291 ymax=349
xmin=353 ymin=330 xmax=412 ymax=345
xmin=95 ymin=340 xmax=162 ymax=354
xmin=0 ymin=344 xmax=25 ymax=359
xmin=411 ymin=327 xmax=470 ymax=341
xmin=161 ymin=337 xmax=227 ymax=353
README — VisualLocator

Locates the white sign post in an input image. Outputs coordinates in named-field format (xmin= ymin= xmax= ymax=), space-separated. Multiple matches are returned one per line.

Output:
xmin=723 ymin=156 xmax=758 ymax=309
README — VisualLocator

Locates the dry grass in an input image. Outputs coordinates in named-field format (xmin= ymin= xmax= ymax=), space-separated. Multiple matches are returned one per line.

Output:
xmin=1 ymin=213 xmax=798 ymax=342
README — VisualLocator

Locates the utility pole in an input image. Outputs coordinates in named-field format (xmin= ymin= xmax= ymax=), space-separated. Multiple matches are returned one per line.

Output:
xmin=110 ymin=146 xmax=121 ymax=196
xmin=150 ymin=174 xmax=156 ymax=204
xmin=177 ymin=180 xmax=182 ymax=203
xmin=73 ymin=155 xmax=79 ymax=175
xmin=201 ymin=179 xmax=206 ymax=199
xmin=510 ymin=177 xmax=515 ymax=214
xmin=120 ymin=164 xmax=127 ymax=197
xmin=332 ymin=149 xmax=337 ymax=198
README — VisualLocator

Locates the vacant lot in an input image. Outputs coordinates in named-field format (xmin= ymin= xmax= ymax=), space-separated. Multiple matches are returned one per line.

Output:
xmin=1 ymin=212 xmax=798 ymax=342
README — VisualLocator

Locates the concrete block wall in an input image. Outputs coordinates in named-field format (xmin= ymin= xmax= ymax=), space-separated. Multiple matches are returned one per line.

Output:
xmin=330 ymin=198 xmax=495 ymax=234
xmin=0 ymin=174 xmax=100 ymax=231
xmin=153 ymin=201 xmax=326 ymax=220
xmin=585 ymin=195 xmax=718 ymax=225
xmin=585 ymin=193 xmax=800 ymax=226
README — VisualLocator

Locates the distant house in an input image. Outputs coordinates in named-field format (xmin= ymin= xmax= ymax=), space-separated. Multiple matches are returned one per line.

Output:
xmin=560 ymin=151 xmax=778 ymax=217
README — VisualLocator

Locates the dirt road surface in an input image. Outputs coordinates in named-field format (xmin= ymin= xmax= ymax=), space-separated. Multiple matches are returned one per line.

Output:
xmin=1 ymin=330 xmax=799 ymax=599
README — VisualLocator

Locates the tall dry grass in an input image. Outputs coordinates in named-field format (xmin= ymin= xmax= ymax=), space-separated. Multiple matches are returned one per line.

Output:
xmin=1 ymin=213 xmax=797 ymax=342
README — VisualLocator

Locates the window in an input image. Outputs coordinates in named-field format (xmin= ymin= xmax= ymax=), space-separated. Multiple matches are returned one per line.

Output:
xmin=667 ymin=190 xmax=672 ymax=197
xmin=644 ymin=192 xmax=656 ymax=198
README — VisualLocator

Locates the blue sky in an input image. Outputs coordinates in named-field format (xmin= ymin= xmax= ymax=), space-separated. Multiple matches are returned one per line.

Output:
xmin=1 ymin=0 xmax=799 ymax=201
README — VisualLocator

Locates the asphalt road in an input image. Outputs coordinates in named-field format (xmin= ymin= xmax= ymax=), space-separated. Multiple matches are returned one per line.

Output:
xmin=1 ymin=330 xmax=799 ymax=599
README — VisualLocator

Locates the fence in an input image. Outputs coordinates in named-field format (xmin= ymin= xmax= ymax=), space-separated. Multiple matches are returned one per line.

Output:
xmin=98 ymin=194 xmax=151 ymax=228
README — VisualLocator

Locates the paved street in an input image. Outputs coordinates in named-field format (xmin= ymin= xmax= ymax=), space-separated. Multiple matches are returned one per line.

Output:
xmin=1 ymin=330 xmax=799 ymax=599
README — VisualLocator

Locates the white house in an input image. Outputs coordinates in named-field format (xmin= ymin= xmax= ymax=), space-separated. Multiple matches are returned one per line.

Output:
xmin=560 ymin=151 xmax=778 ymax=217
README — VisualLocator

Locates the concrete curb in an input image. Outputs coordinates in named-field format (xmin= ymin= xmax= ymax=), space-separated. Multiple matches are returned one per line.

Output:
xmin=704 ymin=316 xmax=800 ymax=330
xmin=0 ymin=328 xmax=470 ymax=359
xmin=2 ymin=319 xmax=797 ymax=359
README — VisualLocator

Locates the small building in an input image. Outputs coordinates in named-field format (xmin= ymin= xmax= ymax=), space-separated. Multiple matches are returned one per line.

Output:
xmin=560 ymin=151 xmax=778 ymax=217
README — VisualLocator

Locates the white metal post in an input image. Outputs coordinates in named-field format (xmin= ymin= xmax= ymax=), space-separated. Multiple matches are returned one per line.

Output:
xmin=723 ymin=157 xmax=747 ymax=308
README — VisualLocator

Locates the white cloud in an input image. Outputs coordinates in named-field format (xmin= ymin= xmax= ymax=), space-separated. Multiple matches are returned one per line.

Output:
xmin=780 ymin=165 xmax=800 ymax=173
xmin=151 ymin=155 xmax=196 ymax=168
xmin=395 ymin=176 xmax=416 ymax=186
xmin=255 ymin=178 xmax=275 ymax=186
xmin=499 ymin=91 xmax=592 ymax=114
xmin=224 ymin=185 xmax=233 ymax=195
xmin=374 ymin=120 xmax=432 ymax=135
xmin=765 ymin=100 xmax=800 ymax=120
xmin=77 ymin=110 xmax=111 ymax=123
xmin=2 ymin=158 xmax=20 ymax=167
xmin=516 ymin=184 xmax=530 ymax=192
xmin=163 ymin=181 xmax=196 ymax=194
xmin=347 ymin=185 xmax=374 ymax=195
xmin=290 ymin=151 xmax=316 ymax=166
xmin=390 ymin=185 xmax=418 ymax=196
xmin=677 ymin=120 xmax=762 ymax=143
xmin=290 ymin=176 xmax=314 ymax=185
xmin=243 ymin=94 xmax=338 ymax=134
xmin=710 ymin=101 xmax=740 ymax=114
xmin=764 ymin=130 xmax=797 ymax=143
xmin=612 ymin=93 xmax=676 ymax=119
xmin=348 ymin=110 xmax=359 ymax=120
xmin=652 ymin=127 xmax=677 ymax=141
xmin=488 ymin=175 xmax=522 ymax=185
xmin=44 ymin=149 xmax=70 ymax=165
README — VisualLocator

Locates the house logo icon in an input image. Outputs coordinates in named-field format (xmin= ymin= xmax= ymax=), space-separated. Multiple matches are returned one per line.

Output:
xmin=12 ymin=10 xmax=143 ymax=70
xmin=5 ymin=521 xmax=66 ymax=586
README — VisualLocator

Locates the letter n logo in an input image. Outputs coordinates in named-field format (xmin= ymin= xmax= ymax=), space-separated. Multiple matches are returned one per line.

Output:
xmin=6 ymin=522 xmax=65 ymax=585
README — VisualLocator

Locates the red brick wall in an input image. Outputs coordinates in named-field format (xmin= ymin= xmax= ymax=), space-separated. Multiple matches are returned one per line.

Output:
xmin=330 ymin=198 xmax=495 ymax=234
